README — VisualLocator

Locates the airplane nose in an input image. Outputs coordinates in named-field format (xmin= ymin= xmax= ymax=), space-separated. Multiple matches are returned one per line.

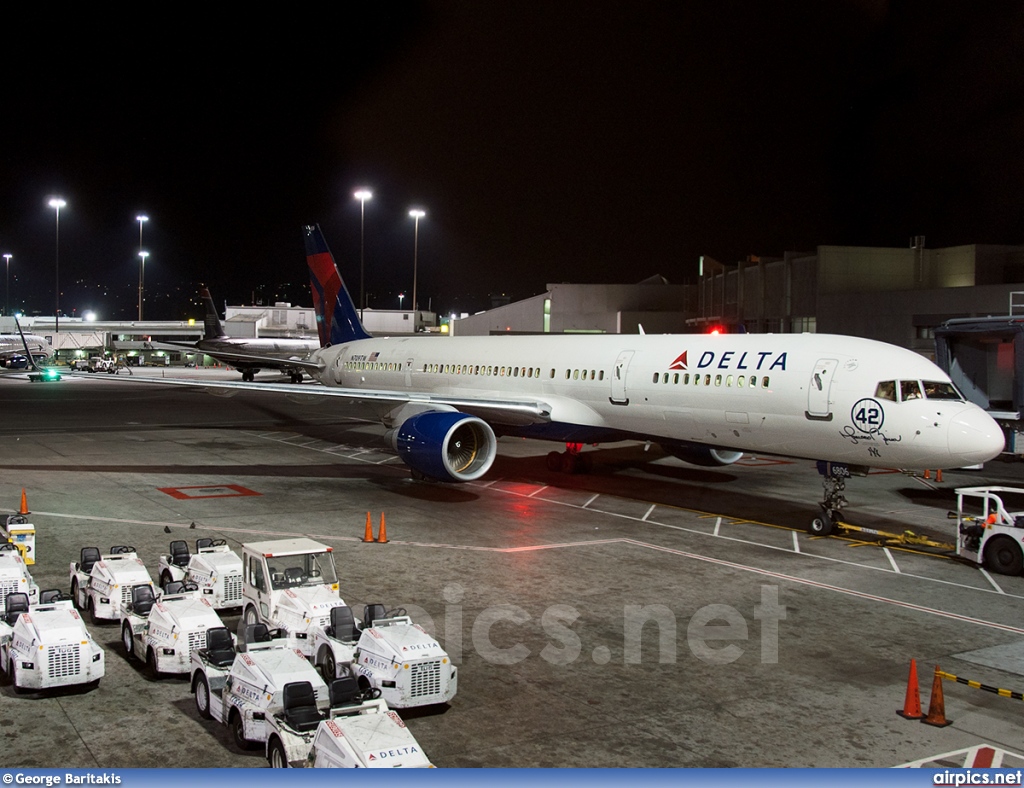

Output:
xmin=948 ymin=407 xmax=1005 ymax=465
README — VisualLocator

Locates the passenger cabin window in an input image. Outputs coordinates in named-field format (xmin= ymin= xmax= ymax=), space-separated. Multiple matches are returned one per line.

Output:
xmin=875 ymin=381 xmax=897 ymax=401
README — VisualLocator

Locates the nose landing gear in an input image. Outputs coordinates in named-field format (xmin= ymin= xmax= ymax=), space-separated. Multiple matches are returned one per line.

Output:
xmin=810 ymin=462 xmax=851 ymax=535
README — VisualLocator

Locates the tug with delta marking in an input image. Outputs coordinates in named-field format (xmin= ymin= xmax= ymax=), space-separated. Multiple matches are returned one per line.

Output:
xmin=156 ymin=538 xmax=244 ymax=611
xmin=241 ymin=538 xmax=456 ymax=708
xmin=120 ymin=581 xmax=230 ymax=676
xmin=69 ymin=546 xmax=155 ymax=624
xmin=0 ymin=589 xmax=105 ymax=693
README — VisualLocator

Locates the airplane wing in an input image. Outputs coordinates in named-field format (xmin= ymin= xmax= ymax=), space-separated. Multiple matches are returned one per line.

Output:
xmin=75 ymin=373 xmax=553 ymax=427
xmin=152 ymin=342 xmax=321 ymax=371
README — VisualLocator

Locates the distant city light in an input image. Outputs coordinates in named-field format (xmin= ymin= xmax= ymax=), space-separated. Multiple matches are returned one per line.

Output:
xmin=83 ymin=311 xmax=96 ymax=322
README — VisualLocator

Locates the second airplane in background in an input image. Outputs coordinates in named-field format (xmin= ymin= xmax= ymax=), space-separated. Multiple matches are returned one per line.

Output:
xmin=164 ymin=288 xmax=319 ymax=382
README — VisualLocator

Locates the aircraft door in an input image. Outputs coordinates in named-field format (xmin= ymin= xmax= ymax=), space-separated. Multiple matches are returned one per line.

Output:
xmin=610 ymin=351 xmax=634 ymax=405
xmin=806 ymin=358 xmax=838 ymax=419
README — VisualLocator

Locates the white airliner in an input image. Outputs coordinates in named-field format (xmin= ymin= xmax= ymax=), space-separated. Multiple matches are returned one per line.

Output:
xmin=93 ymin=225 xmax=1006 ymax=533
xmin=160 ymin=287 xmax=319 ymax=382
xmin=0 ymin=332 xmax=52 ymax=366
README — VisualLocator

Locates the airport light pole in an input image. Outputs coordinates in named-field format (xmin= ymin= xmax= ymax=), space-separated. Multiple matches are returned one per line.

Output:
xmin=408 ymin=209 xmax=425 ymax=313
xmin=398 ymin=292 xmax=404 ymax=310
xmin=136 ymin=215 xmax=148 ymax=320
xmin=354 ymin=189 xmax=372 ymax=320
xmin=3 ymin=254 xmax=10 ymax=316
xmin=138 ymin=251 xmax=149 ymax=320
xmin=48 ymin=198 xmax=66 ymax=335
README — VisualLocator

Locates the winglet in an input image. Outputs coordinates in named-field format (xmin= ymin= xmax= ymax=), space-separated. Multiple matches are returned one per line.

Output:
xmin=304 ymin=224 xmax=371 ymax=346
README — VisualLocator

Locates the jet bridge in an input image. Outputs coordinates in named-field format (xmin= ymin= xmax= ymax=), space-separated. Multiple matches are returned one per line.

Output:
xmin=934 ymin=316 xmax=1024 ymax=456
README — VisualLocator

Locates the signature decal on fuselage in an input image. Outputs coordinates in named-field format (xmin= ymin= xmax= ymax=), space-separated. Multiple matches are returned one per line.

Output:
xmin=841 ymin=397 xmax=902 ymax=448
xmin=668 ymin=351 xmax=788 ymax=372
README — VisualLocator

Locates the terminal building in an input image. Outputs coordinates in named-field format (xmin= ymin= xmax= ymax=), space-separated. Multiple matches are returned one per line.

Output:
xmin=453 ymin=239 xmax=1024 ymax=359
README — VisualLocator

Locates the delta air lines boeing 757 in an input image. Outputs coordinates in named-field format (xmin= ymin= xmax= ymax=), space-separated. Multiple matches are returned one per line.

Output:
xmin=93 ymin=225 xmax=1005 ymax=533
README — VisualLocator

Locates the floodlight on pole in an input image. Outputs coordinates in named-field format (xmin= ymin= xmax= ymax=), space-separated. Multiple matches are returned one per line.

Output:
xmin=408 ymin=209 xmax=425 ymax=313
xmin=138 ymin=251 xmax=149 ymax=320
xmin=354 ymin=189 xmax=372 ymax=319
xmin=3 ymin=254 xmax=10 ymax=316
xmin=136 ymin=215 xmax=148 ymax=320
xmin=48 ymin=198 xmax=66 ymax=335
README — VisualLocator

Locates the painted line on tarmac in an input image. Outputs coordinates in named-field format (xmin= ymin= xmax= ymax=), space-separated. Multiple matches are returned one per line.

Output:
xmin=13 ymin=507 xmax=1023 ymax=633
xmin=470 ymin=478 xmax=1024 ymax=602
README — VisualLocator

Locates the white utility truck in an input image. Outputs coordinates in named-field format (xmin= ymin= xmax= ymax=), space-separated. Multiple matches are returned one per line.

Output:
xmin=157 ymin=538 xmax=244 ymax=610
xmin=0 ymin=590 xmax=105 ymax=693
xmin=241 ymin=538 xmax=456 ymax=708
xmin=240 ymin=538 xmax=344 ymax=657
xmin=954 ymin=486 xmax=1024 ymax=575
xmin=191 ymin=621 xmax=330 ymax=752
xmin=70 ymin=545 xmax=155 ymax=623
xmin=315 ymin=603 xmax=457 ymax=709
xmin=267 ymin=675 xmax=433 ymax=768
xmin=121 ymin=581 xmax=230 ymax=676
xmin=0 ymin=542 xmax=39 ymax=607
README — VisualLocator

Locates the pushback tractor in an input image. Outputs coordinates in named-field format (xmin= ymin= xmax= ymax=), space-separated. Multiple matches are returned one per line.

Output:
xmin=121 ymin=581 xmax=230 ymax=676
xmin=953 ymin=486 xmax=1024 ymax=575
xmin=157 ymin=539 xmax=244 ymax=611
xmin=241 ymin=538 xmax=456 ymax=708
xmin=69 ymin=546 xmax=156 ymax=623
xmin=0 ymin=590 xmax=104 ymax=693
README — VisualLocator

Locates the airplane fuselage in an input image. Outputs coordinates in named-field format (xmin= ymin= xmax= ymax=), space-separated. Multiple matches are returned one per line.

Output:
xmin=308 ymin=332 xmax=1003 ymax=470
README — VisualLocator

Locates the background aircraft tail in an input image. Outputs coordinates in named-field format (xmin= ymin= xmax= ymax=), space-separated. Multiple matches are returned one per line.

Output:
xmin=304 ymin=224 xmax=371 ymax=346
xmin=200 ymin=288 xmax=227 ymax=339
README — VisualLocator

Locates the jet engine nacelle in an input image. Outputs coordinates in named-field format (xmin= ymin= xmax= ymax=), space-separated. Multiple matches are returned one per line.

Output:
xmin=392 ymin=411 xmax=497 ymax=482
xmin=661 ymin=444 xmax=744 ymax=467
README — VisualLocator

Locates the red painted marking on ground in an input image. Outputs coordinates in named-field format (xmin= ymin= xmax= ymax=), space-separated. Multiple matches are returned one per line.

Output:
xmin=158 ymin=484 xmax=261 ymax=500
xmin=972 ymin=746 xmax=995 ymax=768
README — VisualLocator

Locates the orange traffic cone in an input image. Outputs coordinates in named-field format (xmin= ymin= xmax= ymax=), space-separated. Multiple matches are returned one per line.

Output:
xmin=923 ymin=469 xmax=931 ymax=479
xmin=18 ymin=488 xmax=29 ymax=515
xmin=936 ymin=469 xmax=944 ymax=482
xmin=922 ymin=665 xmax=953 ymax=727
xmin=362 ymin=512 xmax=374 ymax=543
xmin=897 ymin=659 xmax=924 ymax=719
xmin=376 ymin=512 xmax=388 ymax=543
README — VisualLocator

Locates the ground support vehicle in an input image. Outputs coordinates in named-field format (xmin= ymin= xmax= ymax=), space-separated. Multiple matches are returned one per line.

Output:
xmin=191 ymin=621 xmax=329 ymax=752
xmin=0 ymin=591 xmax=104 ymax=693
xmin=0 ymin=542 xmax=38 ymax=607
xmin=315 ymin=604 xmax=458 ymax=709
xmin=266 ymin=676 xmax=432 ymax=768
xmin=953 ymin=486 xmax=1024 ymax=575
xmin=69 ymin=546 xmax=155 ymax=623
xmin=240 ymin=538 xmax=345 ymax=659
xmin=157 ymin=538 xmax=244 ymax=610
xmin=121 ymin=582 xmax=229 ymax=676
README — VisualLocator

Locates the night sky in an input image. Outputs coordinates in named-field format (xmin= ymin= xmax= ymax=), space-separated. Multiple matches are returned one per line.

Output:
xmin=2 ymin=2 xmax=1023 ymax=321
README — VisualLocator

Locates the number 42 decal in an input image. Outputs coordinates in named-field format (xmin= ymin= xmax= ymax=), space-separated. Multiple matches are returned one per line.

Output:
xmin=851 ymin=398 xmax=884 ymax=433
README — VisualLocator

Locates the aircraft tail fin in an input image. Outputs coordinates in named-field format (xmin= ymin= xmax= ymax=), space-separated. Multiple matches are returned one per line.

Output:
xmin=304 ymin=224 xmax=371 ymax=346
xmin=200 ymin=288 xmax=227 ymax=339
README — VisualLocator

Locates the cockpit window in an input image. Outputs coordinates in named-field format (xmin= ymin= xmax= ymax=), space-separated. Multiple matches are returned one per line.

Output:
xmin=875 ymin=381 xmax=897 ymax=401
xmin=900 ymin=380 xmax=923 ymax=401
xmin=922 ymin=381 xmax=963 ymax=400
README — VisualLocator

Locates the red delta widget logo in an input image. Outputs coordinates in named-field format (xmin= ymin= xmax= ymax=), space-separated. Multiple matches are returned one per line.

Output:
xmin=668 ymin=350 xmax=788 ymax=372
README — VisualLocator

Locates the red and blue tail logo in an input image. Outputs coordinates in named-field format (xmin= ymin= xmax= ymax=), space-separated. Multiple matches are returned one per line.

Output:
xmin=304 ymin=224 xmax=371 ymax=346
